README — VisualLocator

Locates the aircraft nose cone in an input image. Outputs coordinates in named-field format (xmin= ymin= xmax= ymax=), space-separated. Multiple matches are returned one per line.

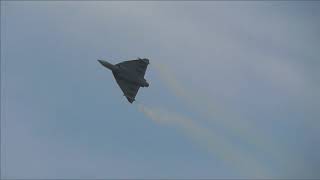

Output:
xmin=97 ymin=59 xmax=116 ymax=71
xmin=97 ymin=60 xmax=108 ymax=67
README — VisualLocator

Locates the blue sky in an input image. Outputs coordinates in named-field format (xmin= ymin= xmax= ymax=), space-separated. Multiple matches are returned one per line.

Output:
xmin=1 ymin=1 xmax=320 ymax=179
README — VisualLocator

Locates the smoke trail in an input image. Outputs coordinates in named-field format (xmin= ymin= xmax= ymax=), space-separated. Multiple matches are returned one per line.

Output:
xmin=136 ymin=103 xmax=269 ymax=178
xmin=152 ymin=62 xmax=265 ymax=143
xmin=151 ymin=62 xmax=302 ymax=174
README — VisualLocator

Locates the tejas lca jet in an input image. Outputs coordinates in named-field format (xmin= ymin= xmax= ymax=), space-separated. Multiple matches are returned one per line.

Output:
xmin=98 ymin=58 xmax=150 ymax=103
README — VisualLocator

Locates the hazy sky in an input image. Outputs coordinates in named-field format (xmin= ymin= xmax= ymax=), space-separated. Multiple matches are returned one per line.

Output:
xmin=1 ymin=1 xmax=320 ymax=179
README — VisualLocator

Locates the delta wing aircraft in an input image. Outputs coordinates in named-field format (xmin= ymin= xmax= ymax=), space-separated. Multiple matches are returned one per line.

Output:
xmin=98 ymin=58 xmax=150 ymax=103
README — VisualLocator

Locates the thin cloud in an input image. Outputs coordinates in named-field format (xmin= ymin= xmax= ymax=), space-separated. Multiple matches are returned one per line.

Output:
xmin=137 ymin=102 xmax=269 ymax=178
xmin=152 ymin=61 xmax=310 ymax=177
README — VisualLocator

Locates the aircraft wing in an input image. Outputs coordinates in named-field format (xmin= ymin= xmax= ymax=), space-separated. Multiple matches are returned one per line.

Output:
xmin=114 ymin=75 xmax=140 ymax=103
xmin=116 ymin=59 xmax=149 ymax=77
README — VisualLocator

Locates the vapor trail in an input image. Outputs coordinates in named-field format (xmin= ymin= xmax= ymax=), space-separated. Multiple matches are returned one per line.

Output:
xmin=151 ymin=62 xmax=300 ymax=173
xmin=152 ymin=62 xmax=262 ymax=138
xmin=136 ymin=103 xmax=269 ymax=178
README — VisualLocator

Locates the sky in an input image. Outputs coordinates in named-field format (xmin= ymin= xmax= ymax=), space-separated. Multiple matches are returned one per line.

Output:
xmin=1 ymin=1 xmax=320 ymax=179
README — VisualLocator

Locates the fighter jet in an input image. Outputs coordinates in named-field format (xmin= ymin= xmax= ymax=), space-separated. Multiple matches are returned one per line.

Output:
xmin=98 ymin=58 xmax=150 ymax=103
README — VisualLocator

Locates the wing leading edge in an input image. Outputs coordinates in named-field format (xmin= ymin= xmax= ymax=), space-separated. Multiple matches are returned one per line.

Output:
xmin=116 ymin=59 xmax=149 ymax=78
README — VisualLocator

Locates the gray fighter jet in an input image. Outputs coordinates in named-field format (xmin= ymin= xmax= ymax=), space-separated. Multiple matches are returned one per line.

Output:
xmin=98 ymin=58 xmax=150 ymax=103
